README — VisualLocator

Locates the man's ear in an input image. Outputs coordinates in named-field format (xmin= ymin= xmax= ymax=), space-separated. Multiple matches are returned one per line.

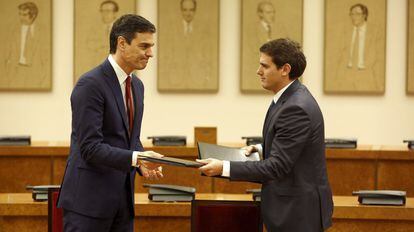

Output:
xmin=281 ymin=63 xmax=291 ymax=77
xmin=117 ymin=36 xmax=126 ymax=51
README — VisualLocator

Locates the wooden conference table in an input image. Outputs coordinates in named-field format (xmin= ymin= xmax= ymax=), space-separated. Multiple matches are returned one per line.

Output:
xmin=1 ymin=193 xmax=414 ymax=232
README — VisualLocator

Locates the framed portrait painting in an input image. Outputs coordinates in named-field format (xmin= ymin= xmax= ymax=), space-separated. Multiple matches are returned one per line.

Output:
xmin=408 ymin=0 xmax=414 ymax=94
xmin=74 ymin=0 xmax=136 ymax=83
xmin=157 ymin=0 xmax=219 ymax=92
xmin=324 ymin=0 xmax=387 ymax=94
xmin=0 ymin=0 xmax=52 ymax=91
xmin=241 ymin=0 xmax=303 ymax=93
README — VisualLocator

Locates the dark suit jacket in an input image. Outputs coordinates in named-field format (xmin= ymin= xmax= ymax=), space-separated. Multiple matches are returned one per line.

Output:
xmin=57 ymin=59 xmax=144 ymax=218
xmin=230 ymin=80 xmax=333 ymax=232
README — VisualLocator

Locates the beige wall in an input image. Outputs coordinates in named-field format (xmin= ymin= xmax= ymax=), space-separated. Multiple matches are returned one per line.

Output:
xmin=0 ymin=0 xmax=412 ymax=145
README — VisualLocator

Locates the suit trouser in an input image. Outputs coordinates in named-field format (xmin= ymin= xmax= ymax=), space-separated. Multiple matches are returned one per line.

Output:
xmin=63 ymin=177 xmax=134 ymax=232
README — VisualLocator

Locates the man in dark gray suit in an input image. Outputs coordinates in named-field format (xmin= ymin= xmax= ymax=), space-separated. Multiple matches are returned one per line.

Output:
xmin=198 ymin=38 xmax=333 ymax=232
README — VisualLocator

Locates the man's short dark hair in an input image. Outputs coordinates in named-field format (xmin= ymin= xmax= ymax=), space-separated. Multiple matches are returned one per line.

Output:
xmin=100 ymin=0 xmax=119 ymax=12
xmin=259 ymin=38 xmax=306 ymax=79
xmin=18 ymin=2 xmax=38 ymax=20
xmin=350 ymin=3 xmax=368 ymax=21
xmin=109 ymin=14 xmax=156 ymax=54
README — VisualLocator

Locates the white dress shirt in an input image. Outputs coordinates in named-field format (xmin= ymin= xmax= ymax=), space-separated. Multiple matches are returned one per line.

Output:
xmin=108 ymin=55 xmax=140 ymax=167
xmin=222 ymin=80 xmax=294 ymax=177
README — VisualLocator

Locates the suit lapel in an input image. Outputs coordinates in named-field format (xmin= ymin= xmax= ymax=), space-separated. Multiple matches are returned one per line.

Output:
xmin=101 ymin=59 xmax=129 ymax=137
xmin=262 ymin=80 xmax=301 ymax=157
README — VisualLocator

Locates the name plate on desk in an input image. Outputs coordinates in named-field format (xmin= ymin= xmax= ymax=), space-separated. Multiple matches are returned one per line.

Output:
xmin=353 ymin=190 xmax=406 ymax=206
xmin=325 ymin=138 xmax=357 ymax=149
xmin=242 ymin=136 xmax=263 ymax=146
xmin=246 ymin=189 xmax=261 ymax=201
xmin=144 ymin=184 xmax=195 ymax=202
xmin=26 ymin=185 xmax=60 ymax=202
xmin=404 ymin=140 xmax=414 ymax=150
xmin=0 ymin=136 xmax=31 ymax=146
xmin=147 ymin=136 xmax=186 ymax=146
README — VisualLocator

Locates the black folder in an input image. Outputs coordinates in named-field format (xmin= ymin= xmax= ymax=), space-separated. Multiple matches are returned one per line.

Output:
xmin=197 ymin=142 xmax=262 ymax=161
xmin=138 ymin=154 xmax=203 ymax=168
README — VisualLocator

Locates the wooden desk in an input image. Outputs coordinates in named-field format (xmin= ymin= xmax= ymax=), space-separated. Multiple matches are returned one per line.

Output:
xmin=1 ymin=143 xmax=413 ymax=196
xmin=1 ymin=193 xmax=414 ymax=232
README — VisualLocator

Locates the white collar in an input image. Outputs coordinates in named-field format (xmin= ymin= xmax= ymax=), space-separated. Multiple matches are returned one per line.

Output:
xmin=273 ymin=80 xmax=294 ymax=104
xmin=108 ymin=55 xmax=132 ymax=85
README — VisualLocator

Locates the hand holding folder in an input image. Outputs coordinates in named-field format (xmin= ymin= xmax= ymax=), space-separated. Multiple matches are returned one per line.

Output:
xmin=137 ymin=151 xmax=164 ymax=180
xmin=196 ymin=142 xmax=262 ymax=177
xmin=137 ymin=152 xmax=203 ymax=168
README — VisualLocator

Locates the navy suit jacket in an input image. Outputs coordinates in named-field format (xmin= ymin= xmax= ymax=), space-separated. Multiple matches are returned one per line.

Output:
xmin=57 ymin=59 xmax=144 ymax=218
xmin=230 ymin=80 xmax=333 ymax=232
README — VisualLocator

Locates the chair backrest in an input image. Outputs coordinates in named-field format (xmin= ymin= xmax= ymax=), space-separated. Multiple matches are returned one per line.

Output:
xmin=48 ymin=188 xmax=63 ymax=232
xmin=191 ymin=200 xmax=263 ymax=232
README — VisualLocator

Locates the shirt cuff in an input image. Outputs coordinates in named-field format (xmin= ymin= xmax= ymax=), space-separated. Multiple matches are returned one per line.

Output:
xmin=132 ymin=151 xmax=139 ymax=167
xmin=222 ymin=160 xmax=230 ymax=177
xmin=254 ymin=144 xmax=263 ymax=156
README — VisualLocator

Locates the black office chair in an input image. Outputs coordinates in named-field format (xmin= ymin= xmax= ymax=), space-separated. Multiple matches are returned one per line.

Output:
xmin=48 ymin=187 xmax=63 ymax=232
xmin=191 ymin=200 xmax=263 ymax=232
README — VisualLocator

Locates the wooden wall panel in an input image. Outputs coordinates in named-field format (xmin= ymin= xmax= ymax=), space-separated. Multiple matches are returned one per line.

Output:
xmin=213 ymin=178 xmax=261 ymax=194
xmin=327 ymin=159 xmax=376 ymax=195
xmin=328 ymin=219 xmax=414 ymax=232
xmin=1 ymin=145 xmax=413 ymax=196
xmin=0 ymin=157 xmax=51 ymax=193
xmin=377 ymin=160 xmax=414 ymax=197
xmin=0 ymin=217 xmax=47 ymax=232
xmin=135 ymin=217 xmax=189 ymax=232
xmin=52 ymin=156 xmax=67 ymax=185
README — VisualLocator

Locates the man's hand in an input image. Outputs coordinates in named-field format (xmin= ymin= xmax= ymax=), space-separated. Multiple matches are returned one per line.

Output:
xmin=138 ymin=151 xmax=164 ymax=180
xmin=139 ymin=163 xmax=163 ymax=180
xmin=241 ymin=145 xmax=258 ymax=157
xmin=137 ymin=150 xmax=163 ymax=170
xmin=196 ymin=158 xmax=223 ymax=177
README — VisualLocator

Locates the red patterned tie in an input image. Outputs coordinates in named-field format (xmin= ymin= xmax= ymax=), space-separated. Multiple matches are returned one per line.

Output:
xmin=125 ymin=76 xmax=134 ymax=134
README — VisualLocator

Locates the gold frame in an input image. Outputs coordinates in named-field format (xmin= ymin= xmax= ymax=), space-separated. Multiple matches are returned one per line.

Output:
xmin=73 ymin=0 xmax=137 ymax=84
xmin=408 ymin=0 xmax=414 ymax=94
xmin=240 ymin=0 xmax=303 ymax=93
xmin=0 ymin=0 xmax=53 ymax=91
xmin=157 ymin=0 xmax=219 ymax=92
xmin=324 ymin=0 xmax=387 ymax=94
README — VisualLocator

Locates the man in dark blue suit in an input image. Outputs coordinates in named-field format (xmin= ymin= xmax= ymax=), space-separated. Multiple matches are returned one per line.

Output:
xmin=58 ymin=15 xmax=163 ymax=232
xmin=198 ymin=38 xmax=333 ymax=231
